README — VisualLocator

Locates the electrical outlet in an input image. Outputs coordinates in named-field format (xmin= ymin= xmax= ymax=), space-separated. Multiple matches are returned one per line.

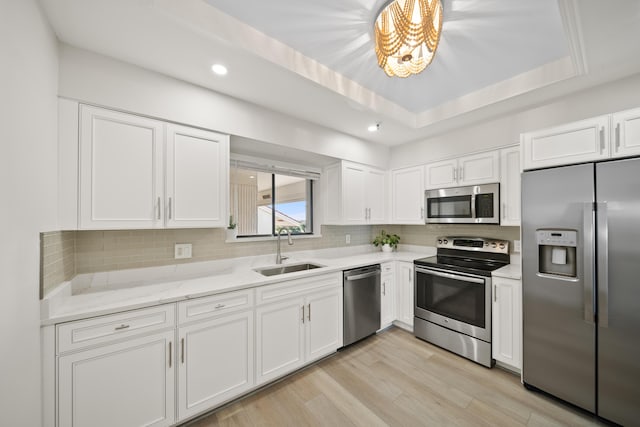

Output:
xmin=514 ymin=240 xmax=521 ymax=253
xmin=345 ymin=234 xmax=351 ymax=244
xmin=174 ymin=243 xmax=192 ymax=259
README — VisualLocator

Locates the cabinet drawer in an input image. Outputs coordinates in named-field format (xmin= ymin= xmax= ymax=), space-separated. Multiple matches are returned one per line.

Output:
xmin=256 ymin=272 xmax=342 ymax=306
xmin=57 ymin=304 xmax=175 ymax=354
xmin=178 ymin=289 xmax=254 ymax=325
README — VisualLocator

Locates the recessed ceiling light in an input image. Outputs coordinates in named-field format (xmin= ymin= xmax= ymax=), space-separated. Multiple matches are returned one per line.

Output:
xmin=368 ymin=123 xmax=380 ymax=132
xmin=211 ymin=64 xmax=228 ymax=76
xmin=249 ymin=175 xmax=255 ymax=179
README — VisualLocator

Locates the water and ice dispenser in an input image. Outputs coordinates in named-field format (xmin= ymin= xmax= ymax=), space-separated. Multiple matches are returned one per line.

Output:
xmin=536 ymin=230 xmax=578 ymax=278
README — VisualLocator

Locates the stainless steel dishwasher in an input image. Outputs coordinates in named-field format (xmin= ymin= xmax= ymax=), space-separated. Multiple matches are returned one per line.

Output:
xmin=343 ymin=264 xmax=381 ymax=346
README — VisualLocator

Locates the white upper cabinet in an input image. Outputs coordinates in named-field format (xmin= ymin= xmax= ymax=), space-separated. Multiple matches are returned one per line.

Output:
xmin=79 ymin=105 xmax=164 ymax=229
xmin=165 ymin=124 xmax=229 ymax=228
xmin=521 ymin=115 xmax=610 ymax=170
xmin=323 ymin=161 xmax=387 ymax=225
xmin=425 ymin=151 xmax=500 ymax=189
xmin=499 ymin=146 xmax=521 ymax=226
xmin=78 ymin=105 xmax=229 ymax=229
xmin=390 ymin=165 xmax=425 ymax=224
xmin=611 ymin=107 xmax=640 ymax=158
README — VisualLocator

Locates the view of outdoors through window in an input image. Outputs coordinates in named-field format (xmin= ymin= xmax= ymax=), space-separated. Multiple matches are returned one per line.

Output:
xmin=230 ymin=167 xmax=312 ymax=237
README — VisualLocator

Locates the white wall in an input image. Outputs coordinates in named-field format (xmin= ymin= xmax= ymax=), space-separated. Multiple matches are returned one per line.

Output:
xmin=0 ymin=1 xmax=59 ymax=425
xmin=391 ymin=72 xmax=640 ymax=168
xmin=58 ymin=45 xmax=391 ymax=169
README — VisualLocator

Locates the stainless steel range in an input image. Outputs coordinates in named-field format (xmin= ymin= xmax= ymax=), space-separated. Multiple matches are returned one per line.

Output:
xmin=413 ymin=237 xmax=509 ymax=367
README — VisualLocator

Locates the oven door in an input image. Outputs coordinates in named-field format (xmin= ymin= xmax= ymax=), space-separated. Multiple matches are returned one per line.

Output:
xmin=414 ymin=265 xmax=492 ymax=342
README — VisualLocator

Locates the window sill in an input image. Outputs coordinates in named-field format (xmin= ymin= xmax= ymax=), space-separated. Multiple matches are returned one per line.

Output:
xmin=225 ymin=233 xmax=322 ymax=244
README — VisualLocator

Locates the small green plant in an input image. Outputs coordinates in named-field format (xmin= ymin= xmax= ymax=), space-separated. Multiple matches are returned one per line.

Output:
xmin=227 ymin=215 xmax=237 ymax=230
xmin=372 ymin=229 xmax=400 ymax=249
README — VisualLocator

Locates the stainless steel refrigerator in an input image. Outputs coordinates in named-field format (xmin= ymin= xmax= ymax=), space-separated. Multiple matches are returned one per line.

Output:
xmin=522 ymin=158 xmax=640 ymax=426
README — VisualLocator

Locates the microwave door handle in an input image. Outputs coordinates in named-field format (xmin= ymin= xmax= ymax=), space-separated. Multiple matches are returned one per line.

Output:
xmin=470 ymin=194 xmax=476 ymax=221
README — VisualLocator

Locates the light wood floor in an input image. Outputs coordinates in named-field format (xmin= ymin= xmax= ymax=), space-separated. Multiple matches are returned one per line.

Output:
xmin=186 ymin=327 xmax=604 ymax=427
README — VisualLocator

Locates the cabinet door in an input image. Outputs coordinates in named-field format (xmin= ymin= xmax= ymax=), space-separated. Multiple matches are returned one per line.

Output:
xmin=396 ymin=262 xmax=414 ymax=328
xmin=425 ymin=159 xmax=458 ymax=189
xmin=58 ymin=330 xmax=175 ymax=427
xmin=166 ymin=124 xmax=229 ymax=228
xmin=305 ymin=288 xmax=343 ymax=362
xmin=177 ymin=311 xmax=254 ymax=421
xmin=492 ymin=278 xmax=522 ymax=370
xmin=521 ymin=115 xmax=610 ymax=170
xmin=391 ymin=166 xmax=425 ymax=224
xmin=611 ymin=107 xmax=640 ymax=158
xmin=459 ymin=151 xmax=500 ymax=186
xmin=366 ymin=168 xmax=387 ymax=223
xmin=342 ymin=163 xmax=366 ymax=223
xmin=499 ymin=147 xmax=521 ymax=226
xmin=255 ymin=298 xmax=305 ymax=385
xmin=79 ymin=105 xmax=164 ymax=229
xmin=380 ymin=263 xmax=396 ymax=328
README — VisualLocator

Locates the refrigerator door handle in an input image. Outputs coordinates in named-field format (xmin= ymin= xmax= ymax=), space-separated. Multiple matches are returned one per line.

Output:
xmin=597 ymin=202 xmax=609 ymax=328
xmin=583 ymin=202 xmax=595 ymax=324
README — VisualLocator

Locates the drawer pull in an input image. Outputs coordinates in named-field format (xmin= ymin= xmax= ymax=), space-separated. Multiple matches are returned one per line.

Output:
xmin=215 ymin=304 xmax=225 ymax=309
xmin=114 ymin=324 xmax=130 ymax=331
xmin=181 ymin=338 xmax=185 ymax=364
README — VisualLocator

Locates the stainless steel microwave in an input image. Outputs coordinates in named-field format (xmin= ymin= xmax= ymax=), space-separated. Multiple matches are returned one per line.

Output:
xmin=425 ymin=183 xmax=500 ymax=224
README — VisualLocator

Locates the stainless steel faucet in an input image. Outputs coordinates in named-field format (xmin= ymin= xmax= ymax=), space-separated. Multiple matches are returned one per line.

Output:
xmin=276 ymin=229 xmax=293 ymax=264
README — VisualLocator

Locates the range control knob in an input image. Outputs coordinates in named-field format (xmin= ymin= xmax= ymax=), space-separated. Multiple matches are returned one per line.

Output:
xmin=491 ymin=242 xmax=497 ymax=248
xmin=437 ymin=239 xmax=443 ymax=244
xmin=443 ymin=239 xmax=448 ymax=244
xmin=499 ymin=243 xmax=505 ymax=249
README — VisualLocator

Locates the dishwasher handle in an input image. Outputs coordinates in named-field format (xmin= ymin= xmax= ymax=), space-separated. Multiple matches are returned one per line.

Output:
xmin=345 ymin=270 xmax=380 ymax=281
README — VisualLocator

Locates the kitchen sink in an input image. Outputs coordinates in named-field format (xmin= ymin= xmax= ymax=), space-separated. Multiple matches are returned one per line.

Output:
xmin=254 ymin=262 xmax=325 ymax=277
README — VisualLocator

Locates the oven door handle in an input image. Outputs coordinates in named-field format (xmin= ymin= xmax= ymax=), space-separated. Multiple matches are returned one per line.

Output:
xmin=416 ymin=267 xmax=485 ymax=284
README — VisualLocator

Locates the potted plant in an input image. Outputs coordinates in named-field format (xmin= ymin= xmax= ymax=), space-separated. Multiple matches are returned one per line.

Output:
xmin=372 ymin=229 xmax=400 ymax=253
xmin=226 ymin=215 xmax=237 ymax=240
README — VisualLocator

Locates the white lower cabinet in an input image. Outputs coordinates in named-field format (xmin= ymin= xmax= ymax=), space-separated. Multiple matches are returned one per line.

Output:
xmin=395 ymin=261 xmax=414 ymax=328
xmin=177 ymin=310 xmax=254 ymax=422
xmin=492 ymin=277 xmax=522 ymax=371
xmin=256 ymin=273 xmax=343 ymax=385
xmin=380 ymin=262 xmax=396 ymax=328
xmin=58 ymin=330 xmax=175 ymax=427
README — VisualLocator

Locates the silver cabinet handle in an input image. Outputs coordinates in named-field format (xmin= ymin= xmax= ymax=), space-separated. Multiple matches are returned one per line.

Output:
xmin=307 ymin=303 xmax=311 ymax=322
xmin=583 ymin=202 xmax=595 ymax=324
xmin=502 ymin=202 xmax=506 ymax=220
xmin=494 ymin=285 xmax=497 ymax=302
xmin=168 ymin=197 xmax=172 ymax=220
xmin=301 ymin=305 xmax=305 ymax=324
xmin=420 ymin=207 xmax=424 ymax=219
xmin=459 ymin=167 xmax=463 ymax=181
xmin=181 ymin=338 xmax=185 ymax=364
xmin=215 ymin=303 xmax=225 ymax=309
xmin=382 ymin=282 xmax=386 ymax=296
xmin=453 ymin=167 xmax=457 ymax=182
xmin=156 ymin=197 xmax=161 ymax=220
xmin=599 ymin=126 xmax=605 ymax=154
xmin=169 ymin=341 xmax=172 ymax=368
xmin=115 ymin=324 xmax=130 ymax=331
xmin=615 ymin=123 xmax=621 ymax=152
xmin=597 ymin=202 xmax=609 ymax=328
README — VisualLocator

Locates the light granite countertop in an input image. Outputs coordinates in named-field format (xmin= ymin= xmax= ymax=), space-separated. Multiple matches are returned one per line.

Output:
xmin=492 ymin=263 xmax=522 ymax=280
xmin=41 ymin=245 xmax=436 ymax=326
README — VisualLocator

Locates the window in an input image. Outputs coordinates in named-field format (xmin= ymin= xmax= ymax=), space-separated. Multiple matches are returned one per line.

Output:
xmin=230 ymin=163 xmax=315 ymax=237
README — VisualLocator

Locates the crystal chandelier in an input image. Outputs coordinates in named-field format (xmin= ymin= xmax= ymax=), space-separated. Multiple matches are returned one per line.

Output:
xmin=374 ymin=0 xmax=443 ymax=78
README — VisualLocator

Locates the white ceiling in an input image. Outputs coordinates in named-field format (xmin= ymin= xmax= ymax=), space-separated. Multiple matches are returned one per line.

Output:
xmin=204 ymin=0 xmax=569 ymax=113
xmin=40 ymin=0 xmax=640 ymax=147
